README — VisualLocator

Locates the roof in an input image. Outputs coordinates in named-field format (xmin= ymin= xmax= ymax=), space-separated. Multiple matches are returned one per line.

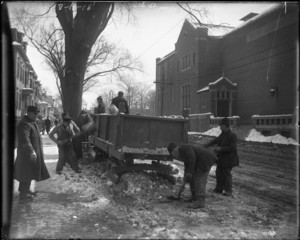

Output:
xmin=222 ymin=3 xmax=282 ymax=37
xmin=156 ymin=50 xmax=175 ymax=64
xmin=196 ymin=86 xmax=209 ymax=93
xmin=209 ymin=76 xmax=237 ymax=87
xmin=197 ymin=76 xmax=237 ymax=93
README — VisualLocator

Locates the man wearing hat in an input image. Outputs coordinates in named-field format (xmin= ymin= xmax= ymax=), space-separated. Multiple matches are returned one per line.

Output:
xmin=14 ymin=106 xmax=50 ymax=201
xmin=167 ymin=142 xmax=217 ymax=209
xmin=111 ymin=91 xmax=129 ymax=114
xmin=204 ymin=117 xmax=239 ymax=197
xmin=49 ymin=112 xmax=81 ymax=174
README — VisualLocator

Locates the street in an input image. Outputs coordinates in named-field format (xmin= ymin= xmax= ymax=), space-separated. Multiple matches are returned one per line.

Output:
xmin=9 ymin=134 xmax=298 ymax=239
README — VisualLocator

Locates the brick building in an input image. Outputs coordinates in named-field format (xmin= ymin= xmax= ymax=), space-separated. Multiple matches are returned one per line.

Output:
xmin=155 ymin=3 xmax=299 ymax=125
xmin=11 ymin=28 xmax=57 ymax=121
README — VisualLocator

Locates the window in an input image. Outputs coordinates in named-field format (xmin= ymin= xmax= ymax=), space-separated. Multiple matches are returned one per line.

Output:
xmin=217 ymin=90 xmax=230 ymax=99
xmin=16 ymin=91 xmax=19 ymax=110
xmin=18 ymin=91 xmax=22 ymax=109
xmin=16 ymin=59 xmax=19 ymax=79
xmin=182 ymin=54 xmax=191 ymax=71
xmin=182 ymin=84 xmax=191 ymax=109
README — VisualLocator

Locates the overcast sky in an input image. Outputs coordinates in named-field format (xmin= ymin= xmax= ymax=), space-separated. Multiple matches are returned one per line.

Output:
xmin=7 ymin=1 xmax=280 ymax=108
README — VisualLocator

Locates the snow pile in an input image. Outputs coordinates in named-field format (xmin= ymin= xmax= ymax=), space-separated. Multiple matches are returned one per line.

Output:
xmin=245 ymin=129 xmax=298 ymax=145
xmin=198 ymin=126 xmax=298 ymax=146
xmin=111 ymin=171 xmax=176 ymax=203
xmin=201 ymin=126 xmax=221 ymax=137
xmin=50 ymin=162 xmax=111 ymax=208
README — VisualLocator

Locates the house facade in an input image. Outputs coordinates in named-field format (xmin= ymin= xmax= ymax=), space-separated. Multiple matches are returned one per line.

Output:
xmin=155 ymin=3 xmax=299 ymax=125
xmin=11 ymin=28 xmax=57 ymax=121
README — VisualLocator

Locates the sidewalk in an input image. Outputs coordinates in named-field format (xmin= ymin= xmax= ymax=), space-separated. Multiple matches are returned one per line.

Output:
xmin=9 ymin=134 xmax=138 ymax=239
xmin=13 ymin=134 xmax=58 ymax=194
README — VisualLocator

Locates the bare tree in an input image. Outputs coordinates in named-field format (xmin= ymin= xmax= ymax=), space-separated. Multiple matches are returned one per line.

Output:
xmin=176 ymin=3 xmax=235 ymax=34
xmin=10 ymin=2 xmax=139 ymax=118
xmin=135 ymin=83 xmax=153 ymax=114
xmin=145 ymin=88 xmax=156 ymax=115
xmin=54 ymin=2 xmax=114 ymax=117
xmin=117 ymin=74 xmax=139 ymax=108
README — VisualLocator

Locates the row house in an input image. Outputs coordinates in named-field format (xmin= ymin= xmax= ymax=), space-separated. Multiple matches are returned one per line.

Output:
xmin=11 ymin=28 xmax=53 ymax=121
xmin=155 ymin=3 xmax=298 ymax=130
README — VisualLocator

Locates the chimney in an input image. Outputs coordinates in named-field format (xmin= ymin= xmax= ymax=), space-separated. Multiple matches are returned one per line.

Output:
xmin=23 ymin=41 xmax=28 ymax=53
xmin=11 ymin=28 xmax=18 ymax=42
xmin=17 ymin=31 xmax=24 ymax=44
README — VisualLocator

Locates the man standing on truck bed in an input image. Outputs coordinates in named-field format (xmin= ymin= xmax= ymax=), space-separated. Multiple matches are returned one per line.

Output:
xmin=111 ymin=91 xmax=129 ymax=114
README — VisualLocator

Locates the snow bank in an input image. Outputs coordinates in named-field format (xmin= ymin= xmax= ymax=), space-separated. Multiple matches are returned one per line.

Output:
xmin=201 ymin=126 xmax=221 ymax=137
xmin=195 ymin=126 xmax=298 ymax=146
xmin=245 ymin=129 xmax=298 ymax=145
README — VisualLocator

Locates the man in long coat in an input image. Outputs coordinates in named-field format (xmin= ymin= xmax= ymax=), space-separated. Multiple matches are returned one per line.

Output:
xmin=204 ymin=117 xmax=239 ymax=196
xmin=167 ymin=143 xmax=217 ymax=209
xmin=14 ymin=106 xmax=50 ymax=201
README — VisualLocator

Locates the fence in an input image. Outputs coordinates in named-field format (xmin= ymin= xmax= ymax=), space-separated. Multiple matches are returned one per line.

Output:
xmin=188 ymin=113 xmax=212 ymax=132
xmin=209 ymin=116 xmax=240 ymax=128
xmin=188 ymin=114 xmax=241 ymax=132
xmin=251 ymin=114 xmax=295 ymax=138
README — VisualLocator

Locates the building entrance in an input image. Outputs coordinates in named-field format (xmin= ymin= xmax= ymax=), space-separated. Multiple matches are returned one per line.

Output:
xmin=217 ymin=100 xmax=229 ymax=117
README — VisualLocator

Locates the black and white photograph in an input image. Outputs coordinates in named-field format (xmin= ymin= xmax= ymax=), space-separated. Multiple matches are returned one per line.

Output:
xmin=1 ymin=1 xmax=299 ymax=239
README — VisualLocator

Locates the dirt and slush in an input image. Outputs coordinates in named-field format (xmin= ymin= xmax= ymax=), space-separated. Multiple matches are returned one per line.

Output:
xmin=8 ymin=133 xmax=299 ymax=239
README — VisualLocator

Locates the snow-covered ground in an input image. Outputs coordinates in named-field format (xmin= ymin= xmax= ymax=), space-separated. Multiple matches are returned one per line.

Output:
xmin=190 ymin=126 xmax=299 ymax=146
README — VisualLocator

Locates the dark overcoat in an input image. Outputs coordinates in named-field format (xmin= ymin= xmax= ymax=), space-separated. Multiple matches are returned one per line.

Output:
xmin=178 ymin=145 xmax=217 ymax=176
xmin=111 ymin=96 xmax=129 ymax=114
xmin=14 ymin=115 xmax=50 ymax=182
xmin=205 ymin=130 xmax=239 ymax=168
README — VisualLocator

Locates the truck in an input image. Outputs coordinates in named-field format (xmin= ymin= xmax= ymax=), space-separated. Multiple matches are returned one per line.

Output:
xmin=88 ymin=113 xmax=189 ymax=183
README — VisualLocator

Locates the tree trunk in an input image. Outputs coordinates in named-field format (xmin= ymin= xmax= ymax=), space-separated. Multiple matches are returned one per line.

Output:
xmin=62 ymin=33 xmax=89 ymax=118
xmin=55 ymin=2 xmax=114 ymax=119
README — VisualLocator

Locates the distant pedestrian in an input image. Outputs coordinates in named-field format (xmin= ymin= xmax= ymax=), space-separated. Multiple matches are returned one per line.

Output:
xmin=14 ymin=106 xmax=50 ymax=201
xmin=45 ymin=117 xmax=51 ymax=134
xmin=111 ymin=91 xmax=129 ymax=114
xmin=49 ymin=112 xmax=81 ymax=174
xmin=167 ymin=143 xmax=217 ymax=209
xmin=204 ymin=117 xmax=239 ymax=197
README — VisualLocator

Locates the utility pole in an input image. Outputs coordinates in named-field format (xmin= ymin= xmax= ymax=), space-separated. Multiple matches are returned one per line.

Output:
xmin=153 ymin=81 xmax=173 ymax=116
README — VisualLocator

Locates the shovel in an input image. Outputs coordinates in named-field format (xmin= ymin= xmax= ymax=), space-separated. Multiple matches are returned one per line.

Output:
xmin=166 ymin=182 xmax=186 ymax=201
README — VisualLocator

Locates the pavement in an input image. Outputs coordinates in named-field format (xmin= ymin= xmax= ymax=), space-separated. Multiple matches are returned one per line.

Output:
xmin=9 ymin=134 xmax=138 ymax=239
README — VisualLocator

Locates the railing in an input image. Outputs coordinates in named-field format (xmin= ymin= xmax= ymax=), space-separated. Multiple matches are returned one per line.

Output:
xmin=210 ymin=116 xmax=240 ymax=128
xmin=251 ymin=114 xmax=295 ymax=137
